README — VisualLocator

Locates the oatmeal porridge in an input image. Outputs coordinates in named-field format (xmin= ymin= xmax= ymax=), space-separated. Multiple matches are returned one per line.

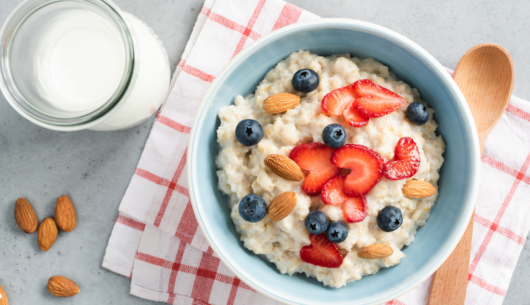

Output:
xmin=215 ymin=50 xmax=445 ymax=288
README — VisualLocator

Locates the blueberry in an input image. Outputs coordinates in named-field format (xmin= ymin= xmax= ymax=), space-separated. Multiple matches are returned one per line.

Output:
xmin=238 ymin=194 xmax=267 ymax=223
xmin=304 ymin=211 xmax=329 ymax=234
xmin=326 ymin=221 xmax=348 ymax=243
xmin=292 ymin=69 xmax=319 ymax=93
xmin=235 ymin=119 xmax=263 ymax=146
xmin=322 ymin=124 xmax=347 ymax=148
xmin=377 ymin=206 xmax=403 ymax=232
xmin=406 ymin=102 xmax=429 ymax=125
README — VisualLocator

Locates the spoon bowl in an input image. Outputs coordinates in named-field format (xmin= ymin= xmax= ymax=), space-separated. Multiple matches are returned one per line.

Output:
xmin=453 ymin=44 xmax=515 ymax=153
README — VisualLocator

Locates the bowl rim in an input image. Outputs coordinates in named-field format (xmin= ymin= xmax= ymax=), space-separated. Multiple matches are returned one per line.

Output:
xmin=187 ymin=18 xmax=480 ymax=305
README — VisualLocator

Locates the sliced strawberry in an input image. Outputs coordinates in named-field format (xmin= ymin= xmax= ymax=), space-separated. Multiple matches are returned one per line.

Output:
xmin=352 ymin=79 xmax=407 ymax=118
xmin=374 ymin=149 xmax=385 ymax=165
xmin=290 ymin=143 xmax=339 ymax=196
xmin=300 ymin=233 xmax=343 ymax=268
xmin=383 ymin=137 xmax=420 ymax=180
xmin=384 ymin=160 xmax=418 ymax=180
xmin=394 ymin=137 xmax=420 ymax=161
xmin=321 ymin=85 xmax=358 ymax=116
xmin=322 ymin=176 xmax=367 ymax=223
xmin=342 ymin=196 xmax=366 ymax=223
xmin=353 ymin=79 xmax=405 ymax=100
xmin=343 ymin=102 xmax=369 ymax=127
xmin=322 ymin=175 xmax=349 ymax=205
xmin=354 ymin=96 xmax=407 ymax=118
xmin=331 ymin=144 xmax=383 ymax=197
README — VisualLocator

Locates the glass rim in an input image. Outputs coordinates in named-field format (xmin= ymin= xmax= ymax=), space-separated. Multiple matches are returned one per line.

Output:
xmin=0 ymin=0 xmax=136 ymax=127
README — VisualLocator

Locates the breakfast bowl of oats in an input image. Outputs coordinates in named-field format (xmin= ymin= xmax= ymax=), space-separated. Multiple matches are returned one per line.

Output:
xmin=188 ymin=19 xmax=479 ymax=305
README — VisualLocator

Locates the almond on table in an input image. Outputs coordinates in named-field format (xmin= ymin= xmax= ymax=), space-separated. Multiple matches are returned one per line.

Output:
xmin=38 ymin=218 xmax=58 ymax=251
xmin=55 ymin=195 xmax=77 ymax=232
xmin=47 ymin=276 xmax=79 ymax=297
xmin=0 ymin=284 xmax=8 ymax=305
xmin=14 ymin=198 xmax=38 ymax=234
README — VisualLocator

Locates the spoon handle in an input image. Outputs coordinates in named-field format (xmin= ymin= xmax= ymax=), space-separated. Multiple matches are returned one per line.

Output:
xmin=428 ymin=214 xmax=474 ymax=304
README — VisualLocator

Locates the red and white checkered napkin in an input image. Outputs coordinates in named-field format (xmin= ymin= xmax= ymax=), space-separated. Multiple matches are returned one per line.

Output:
xmin=102 ymin=0 xmax=530 ymax=304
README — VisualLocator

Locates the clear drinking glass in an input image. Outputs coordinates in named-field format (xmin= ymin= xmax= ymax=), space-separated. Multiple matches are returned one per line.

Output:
xmin=0 ymin=0 xmax=170 ymax=131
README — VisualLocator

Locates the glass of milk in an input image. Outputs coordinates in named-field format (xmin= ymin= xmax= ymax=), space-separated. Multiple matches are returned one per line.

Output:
xmin=0 ymin=0 xmax=170 ymax=131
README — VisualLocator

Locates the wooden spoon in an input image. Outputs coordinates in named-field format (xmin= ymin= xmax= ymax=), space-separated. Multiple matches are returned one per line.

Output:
xmin=428 ymin=43 xmax=514 ymax=304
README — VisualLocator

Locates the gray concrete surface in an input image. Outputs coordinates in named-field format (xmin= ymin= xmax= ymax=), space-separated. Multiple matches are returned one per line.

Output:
xmin=0 ymin=0 xmax=528 ymax=304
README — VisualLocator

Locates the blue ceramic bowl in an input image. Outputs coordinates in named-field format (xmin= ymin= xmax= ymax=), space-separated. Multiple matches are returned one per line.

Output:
xmin=188 ymin=19 xmax=480 ymax=305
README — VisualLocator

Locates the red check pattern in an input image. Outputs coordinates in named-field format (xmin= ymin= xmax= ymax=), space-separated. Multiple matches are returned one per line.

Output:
xmin=102 ymin=0 xmax=530 ymax=304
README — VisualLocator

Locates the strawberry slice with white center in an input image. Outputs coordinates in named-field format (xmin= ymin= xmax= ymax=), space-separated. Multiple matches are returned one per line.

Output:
xmin=343 ymin=102 xmax=369 ymax=127
xmin=321 ymin=85 xmax=369 ymax=127
xmin=321 ymin=175 xmax=349 ymax=205
xmin=342 ymin=196 xmax=367 ymax=223
xmin=321 ymin=85 xmax=358 ymax=116
xmin=353 ymin=79 xmax=408 ymax=118
xmin=300 ymin=233 xmax=343 ymax=268
xmin=383 ymin=137 xmax=420 ymax=180
xmin=322 ymin=176 xmax=367 ymax=223
xmin=290 ymin=143 xmax=339 ymax=196
xmin=331 ymin=144 xmax=383 ymax=197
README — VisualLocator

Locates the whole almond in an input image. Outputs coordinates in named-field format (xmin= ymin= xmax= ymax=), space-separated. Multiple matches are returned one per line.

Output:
xmin=14 ymin=198 xmax=38 ymax=234
xmin=38 ymin=218 xmax=58 ymax=251
xmin=55 ymin=195 xmax=77 ymax=232
xmin=357 ymin=244 xmax=393 ymax=259
xmin=268 ymin=192 xmax=297 ymax=222
xmin=47 ymin=276 xmax=79 ymax=297
xmin=264 ymin=154 xmax=304 ymax=181
xmin=263 ymin=92 xmax=300 ymax=114
xmin=402 ymin=180 xmax=436 ymax=198
xmin=0 ymin=284 xmax=8 ymax=305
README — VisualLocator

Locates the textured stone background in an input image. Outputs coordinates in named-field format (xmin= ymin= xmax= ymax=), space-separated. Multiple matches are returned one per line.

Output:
xmin=0 ymin=0 xmax=528 ymax=304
